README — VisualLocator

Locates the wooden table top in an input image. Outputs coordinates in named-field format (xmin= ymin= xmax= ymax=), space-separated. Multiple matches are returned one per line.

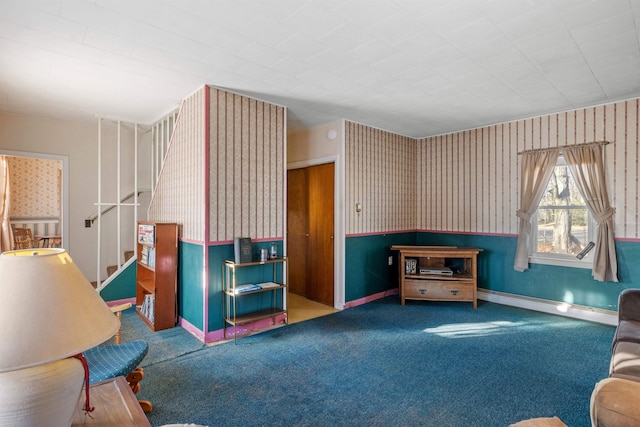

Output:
xmin=72 ymin=376 xmax=150 ymax=427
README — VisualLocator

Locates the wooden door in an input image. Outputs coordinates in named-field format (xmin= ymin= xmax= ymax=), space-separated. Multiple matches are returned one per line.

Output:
xmin=286 ymin=168 xmax=308 ymax=296
xmin=286 ymin=163 xmax=334 ymax=306
xmin=306 ymin=163 xmax=334 ymax=305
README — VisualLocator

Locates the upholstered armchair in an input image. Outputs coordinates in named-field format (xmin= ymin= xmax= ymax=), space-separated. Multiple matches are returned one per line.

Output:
xmin=611 ymin=289 xmax=640 ymax=349
xmin=591 ymin=289 xmax=640 ymax=427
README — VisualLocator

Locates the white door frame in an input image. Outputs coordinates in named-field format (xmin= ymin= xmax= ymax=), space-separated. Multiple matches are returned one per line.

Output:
xmin=286 ymin=152 xmax=346 ymax=310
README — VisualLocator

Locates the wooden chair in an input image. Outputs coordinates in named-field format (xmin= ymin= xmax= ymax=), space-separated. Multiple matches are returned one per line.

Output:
xmin=13 ymin=228 xmax=36 ymax=249
xmin=84 ymin=303 xmax=152 ymax=412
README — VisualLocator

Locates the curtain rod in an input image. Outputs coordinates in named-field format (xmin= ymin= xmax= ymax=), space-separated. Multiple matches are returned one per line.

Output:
xmin=517 ymin=140 xmax=611 ymax=155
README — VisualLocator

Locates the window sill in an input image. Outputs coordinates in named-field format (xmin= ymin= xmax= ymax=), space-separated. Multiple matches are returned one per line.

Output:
xmin=529 ymin=254 xmax=592 ymax=270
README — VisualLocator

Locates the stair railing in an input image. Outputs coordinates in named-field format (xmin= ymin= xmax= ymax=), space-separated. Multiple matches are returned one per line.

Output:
xmin=93 ymin=118 xmax=147 ymax=291
xmin=85 ymin=190 xmax=151 ymax=226
xmin=93 ymin=108 xmax=178 ymax=292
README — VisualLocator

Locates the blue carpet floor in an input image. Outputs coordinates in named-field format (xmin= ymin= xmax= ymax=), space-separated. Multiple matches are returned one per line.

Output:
xmin=122 ymin=297 xmax=615 ymax=427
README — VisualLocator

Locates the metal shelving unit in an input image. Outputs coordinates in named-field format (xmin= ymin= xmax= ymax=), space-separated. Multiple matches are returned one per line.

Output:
xmin=222 ymin=257 xmax=288 ymax=343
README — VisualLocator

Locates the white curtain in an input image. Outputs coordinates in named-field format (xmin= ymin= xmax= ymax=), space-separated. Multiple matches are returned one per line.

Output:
xmin=514 ymin=148 xmax=560 ymax=272
xmin=0 ymin=156 xmax=13 ymax=252
xmin=564 ymin=144 xmax=618 ymax=282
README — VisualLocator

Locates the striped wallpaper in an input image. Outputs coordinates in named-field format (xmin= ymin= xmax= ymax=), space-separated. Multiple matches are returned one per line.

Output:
xmin=148 ymin=87 xmax=206 ymax=241
xmin=345 ymin=98 xmax=640 ymax=241
xmin=418 ymin=98 xmax=640 ymax=239
xmin=345 ymin=121 xmax=417 ymax=235
xmin=417 ymin=125 xmax=519 ymax=235
xmin=208 ymin=87 xmax=285 ymax=243
xmin=148 ymin=86 xmax=285 ymax=244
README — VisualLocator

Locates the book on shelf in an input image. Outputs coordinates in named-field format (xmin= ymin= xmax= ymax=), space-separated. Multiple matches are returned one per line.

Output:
xmin=148 ymin=247 xmax=155 ymax=269
xmin=138 ymin=224 xmax=155 ymax=245
xmin=234 ymin=237 xmax=252 ymax=264
xmin=231 ymin=284 xmax=262 ymax=294
xmin=140 ymin=245 xmax=149 ymax=265
xmin=139 ymin=293 xmax=155 ymax=323
xmin=256 ymin=281 xmax=281 ymax=289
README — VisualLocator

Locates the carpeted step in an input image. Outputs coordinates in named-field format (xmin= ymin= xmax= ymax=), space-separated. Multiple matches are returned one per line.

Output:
xmin=96 ymin=250 xmax=134 ymax=287
xmin=106 ymin=264 xmax=118 ymax=277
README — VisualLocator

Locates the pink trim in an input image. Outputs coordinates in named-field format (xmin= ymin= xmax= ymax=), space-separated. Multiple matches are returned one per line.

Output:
xmin=178 ymin=317 xmax=205 ymax=342
xmin=206 ymin=315 xmax=287 ymax=343
xmin=206 ymin=237 xmax=284 ymax=246
xmin=202 ymin=85 xmax=211 ymax=337
xmin=345 ymin=229 xmax=520 ymax=238
xmin=346 ymin=230 xmax=420 ymax=238
xmin=417 ymin=229 xmax=518 ymax=238
xmin=180 ymin=237 xmax=204 ymax=245
xmin=179 ymin=315 xmax=287 ymax=344
xmin=209 ymin=240 xmax=235 ymax=246
xmin=203 ymin=86 xmax=211 ymax=341
xmin=345 ymin=229 xmax=640 ymax=242
xmin=205 ymin=329 xmax=227 ymax=343
xmin=344 ymin=288 xmax=398 ymax=309
xmin=615 ymin=237 xmax=640 ymax=243
xmin=249 ymin=237 xmax=284 ymax=243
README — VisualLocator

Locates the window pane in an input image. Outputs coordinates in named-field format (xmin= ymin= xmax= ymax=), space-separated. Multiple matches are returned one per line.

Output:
xmin=535 ymin=163 xmax=589 ymax=256
xmin=536 ymin=208 xmax=589 ymax=255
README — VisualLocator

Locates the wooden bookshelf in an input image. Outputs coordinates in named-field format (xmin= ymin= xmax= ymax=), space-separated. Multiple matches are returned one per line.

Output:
xmin=136 ymin=222 xmax=178 ymax=331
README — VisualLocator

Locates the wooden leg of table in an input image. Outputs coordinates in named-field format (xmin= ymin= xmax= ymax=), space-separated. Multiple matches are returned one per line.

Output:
xmin=125 ymin=367 xmax=153 ymax=413
xmin=138 ymin=400 xmax=153 ymax=413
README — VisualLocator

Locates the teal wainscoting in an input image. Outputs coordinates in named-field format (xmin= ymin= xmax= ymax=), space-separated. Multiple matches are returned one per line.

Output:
xmin=100 ymin=261 xmax=136 ymax=302
xmin=179 ymin=241 xmax=204 ymax=330
xmin=416 ymin=232 xmax=638 ymax=311
xmin=207 ymin=240 xmax=285 ymax=333
xmin=345 ymin=232 xmax=416 ymax=302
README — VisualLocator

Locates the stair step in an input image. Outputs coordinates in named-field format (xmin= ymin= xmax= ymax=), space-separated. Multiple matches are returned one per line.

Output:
xmin=106 ymin=265 xmax=118 ymax=277
xmin=96 ymin=250 xmax=135 ymax=288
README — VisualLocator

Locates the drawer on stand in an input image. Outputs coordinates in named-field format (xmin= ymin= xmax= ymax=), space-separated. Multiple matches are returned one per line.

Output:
xmin=404 ymin=279 xmax=474 ymax=301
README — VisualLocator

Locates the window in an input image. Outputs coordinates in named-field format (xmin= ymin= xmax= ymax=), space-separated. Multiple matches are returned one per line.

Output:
xmin=529 ymin=154 xmax=595 ymax=269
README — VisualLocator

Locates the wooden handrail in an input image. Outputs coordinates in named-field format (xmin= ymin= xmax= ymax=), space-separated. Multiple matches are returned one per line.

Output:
xmin=86 ymin=189 xmax=151 ymax=225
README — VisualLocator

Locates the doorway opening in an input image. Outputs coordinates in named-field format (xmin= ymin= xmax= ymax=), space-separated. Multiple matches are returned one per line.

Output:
xmin=287 ymin=293 xmax=338 ymax=324
xmin=287 ymin=162 xmax=336 ymax=320
xmin=0 ymin=150 xmax=68 ymax=250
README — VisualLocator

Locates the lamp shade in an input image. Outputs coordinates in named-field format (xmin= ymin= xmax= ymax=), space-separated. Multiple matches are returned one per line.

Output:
xmin=0 ymin=249 xmax=118 ymax=372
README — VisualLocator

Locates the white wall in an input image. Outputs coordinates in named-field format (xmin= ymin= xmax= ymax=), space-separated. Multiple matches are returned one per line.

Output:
xmin=288 ymin=120 xmax=342 ymax=164
xmin=0 ymin=112 xmax=150 ymax=280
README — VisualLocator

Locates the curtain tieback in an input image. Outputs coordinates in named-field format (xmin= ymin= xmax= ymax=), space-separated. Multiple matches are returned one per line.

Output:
xmin=595 ymin=206 xmax=615 ymax=223
xmin=516 ymin=210 xmax=532 ymax=233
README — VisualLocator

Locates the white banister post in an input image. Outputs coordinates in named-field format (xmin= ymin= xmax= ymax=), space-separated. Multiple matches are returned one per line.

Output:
xmin=96 ymin=117 xmax=102 ymax=287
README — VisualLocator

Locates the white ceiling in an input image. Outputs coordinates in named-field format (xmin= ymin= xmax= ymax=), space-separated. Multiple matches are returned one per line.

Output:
xmin=1 ymin=0 xmax=639 ymax=138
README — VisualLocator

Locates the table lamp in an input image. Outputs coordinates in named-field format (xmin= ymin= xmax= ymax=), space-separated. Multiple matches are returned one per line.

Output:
xmin=0 ymin=248 xmax=119 ymax=427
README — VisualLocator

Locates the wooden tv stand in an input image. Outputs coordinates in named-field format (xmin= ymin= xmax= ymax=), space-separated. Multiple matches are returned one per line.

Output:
xmin=391 ymin=246 xmax=482 ymax=308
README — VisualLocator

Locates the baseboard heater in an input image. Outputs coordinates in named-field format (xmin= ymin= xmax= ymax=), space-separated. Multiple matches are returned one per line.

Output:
xmin=477 ymin=288 xmax=617 ymax=326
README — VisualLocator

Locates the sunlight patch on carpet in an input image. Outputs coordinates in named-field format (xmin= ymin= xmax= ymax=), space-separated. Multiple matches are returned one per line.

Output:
xmin=423 ymin=321 xmax=527 ymax=338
